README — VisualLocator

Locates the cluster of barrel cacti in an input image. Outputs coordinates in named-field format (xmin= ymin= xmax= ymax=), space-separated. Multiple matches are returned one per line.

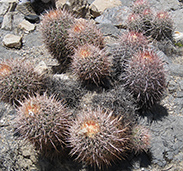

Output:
xmin=127 ymin=0 xmax=174 ymax=41
xmin=0 ymin=0 xmax=173 ymax=169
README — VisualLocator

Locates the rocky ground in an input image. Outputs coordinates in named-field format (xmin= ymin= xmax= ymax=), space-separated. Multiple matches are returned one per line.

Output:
xmin=0 ymin=0 xmax=183 ymax=171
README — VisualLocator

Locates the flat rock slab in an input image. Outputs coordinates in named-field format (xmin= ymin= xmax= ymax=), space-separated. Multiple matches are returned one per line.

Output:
xmin=138 ymin=110 xmax=183 ymax=167
xmin=95 ymin=6 xmax=130 ymax=28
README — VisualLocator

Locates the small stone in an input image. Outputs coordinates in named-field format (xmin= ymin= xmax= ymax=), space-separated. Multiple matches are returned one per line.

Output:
xmin=90 ymin=0 xmax=122 ymax=14
xmin=1 ymin=12 xmax=13 ymax=30
xmin=17 ymin=20 xmax=36 ymax=33
xmin=173 ymin=31 xmax=183 ymax=42
xmin=22 ymin=148 xmax=31 ymax=158
xmin=2 ymin=34 xmax=22 ymax=48
xmin=55 ymin=0 xmax=67 ymax=9
xmin=34 ymin=61 xmax=51 ymax=75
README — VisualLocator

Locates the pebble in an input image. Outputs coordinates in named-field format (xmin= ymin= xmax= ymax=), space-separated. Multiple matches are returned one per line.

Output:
xmin=17 ymin=20 xmax=36 ymax=33
xmin=2 ymin=34 xmax=22 ymax=48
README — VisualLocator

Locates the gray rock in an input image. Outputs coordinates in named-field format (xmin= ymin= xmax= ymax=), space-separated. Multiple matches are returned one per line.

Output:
xmin=2 ymin=34 xmax=22 ymax=48
xmin=1 ymin=12 xmax=13 ymax=30
xmin=90 ymin=0 xmax=122 ymax=14
xmin=149 ymin=0 xmax=180 ymax=11
xmin=95 ymin=6 xmax=130 ymax=28
xmin=119 ymin=0 xmax=134 ymax=7
xmin=97 ymin=23 xmax=123 ymax=38
xmin=179 ymin=80 xmax=183 ymax=90
xmin=17 ymin=20 xmax=36 ymax=33
xmin=139 ymin=114 xmax=183 ymax=167
xmin=171 ymin=8 xmax=183 ymax=31
xmin=176 ymin=91 xmax=183 ymax=98
xmin=0 ymin=3 xmax=10 ymax=15
xmin=168 ymin=63 xmax=183 ymax=77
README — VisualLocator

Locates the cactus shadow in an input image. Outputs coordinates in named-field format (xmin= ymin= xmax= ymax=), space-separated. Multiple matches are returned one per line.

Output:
xmin=138 ymin=103 xmax=169 ymax=122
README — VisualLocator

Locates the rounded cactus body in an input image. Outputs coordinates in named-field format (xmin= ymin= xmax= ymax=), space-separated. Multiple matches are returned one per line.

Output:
xmin=111 ymin=31 xmax=148 ymax=80
xmin=15 ymin=93 xmax=70 ymax=158
xmin=127 ymin=13 xmax=143 ymax=32
xmin=127 ymin=10 xmax=153 ymax=36
xmin=71 ymin=44 xmax=111 ymax=86
xmin=122 ymin=49 xmax=166 ymax=109
xmin=0 ymin=59 xmax=46 ymax=105
xmin=67 ymin=107 xmax=131 ymax=169
xmin=67 ymin=18 xmax=105 ymax=50
xmin=40 ymin=9 xmax=75 ymax=65
xmin=151 ymin=11 xmax=174 ymax=41
xmin=90 ymin=84 xmax=137 ymax=120
xmin=132 ymin=0 xmax=150 ymax=14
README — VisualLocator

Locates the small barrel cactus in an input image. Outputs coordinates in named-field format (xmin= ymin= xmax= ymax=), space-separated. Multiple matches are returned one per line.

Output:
xmin=127 ymin=9 xmax=153 ymax=36
xmin=67 ymin=18 xmax=105 ymax=50
xmin=0 ymin=58 xmax=46 ymax=105
xmin=90 ymin=84 xmax=137 ymax=120
xmin=111 ymin=31 xmax=148 ymax=80
xmin=131 ymin=125 xmax=151 ymax=153
xmin=132 ymin=0 xmax=150 ymax=14
xmin=71 ymin=44 xmax=111 ymax=86
xmin=15 ymin=93 xmax=70 ymax=158
xmin=122 ymin=49 xmax=166 ymax=109
xmin=150 ymin=11 xmax=174 ymax=41
xmin=127 ymin=13 xmax=143 ymax=32
xmin=67 ymin=107 xmax=131 ymax=169
xmin=40 ymin=9 xmax=75 ymax=66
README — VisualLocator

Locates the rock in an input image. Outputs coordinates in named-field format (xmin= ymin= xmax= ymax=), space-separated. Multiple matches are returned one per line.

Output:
xmin=89 ymin=3 xmax=100 ymax=18
xmin=97 ymin=23 xmax=122 ymax=38
xmin=2 ymin=34 xmax=22 ymax=48
xmin=0 ymin=3 xmax=9 ymax=15
xmin=139 ymin=114 xmax=183 ymax=167
xmin=179 ymin=80 xmax=183 ymax=90
xmin=0 ymin=0 xmax=17 ymax=15
xmin=34 ymin=61 xmax=51 ymax=75
xmin=119 ymin=0 xmax=134 ymax=6
xmin=173 ymin=31 xmax=183 ymax=46
xmin=169 ymin=63 xmax=183 ymax=77
xmin=175 ymin=91 xmax=183 ymax=98
xmin=1 ymin=12 xmax=13 ymax=30
xmin=97 ymin=23 xmax=124 ymax=43
xmin=88 ymin=0 xmax=95 ymax=4
xmin=95 ymin=6 xmax=130 ymax=28
xmin=55 ymin=0 xmax=67 ymax=9
xmin=62 ymin=0 xmax=91 ymax=18
xmin=90 ymin=0 xmax=122 ymax=14
xmin=149 ymin=0 xmax=180 ymax=11
xmin=17 ymin=20 xmax=36 ymax=33
xmin=171 ymin=8 xmax=183 ymax=31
